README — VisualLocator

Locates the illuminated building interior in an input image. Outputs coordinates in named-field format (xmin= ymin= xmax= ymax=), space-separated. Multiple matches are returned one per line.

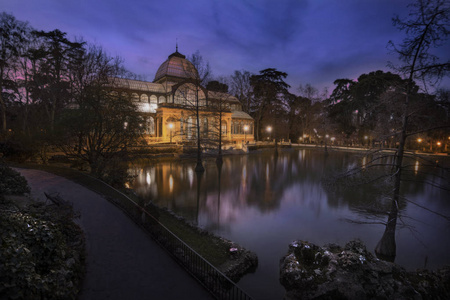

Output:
xmin=111 ymin=49 xmax=254 ymax=144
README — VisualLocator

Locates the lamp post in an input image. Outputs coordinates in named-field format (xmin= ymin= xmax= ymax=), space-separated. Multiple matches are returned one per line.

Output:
xmin=266 ymin=125 xmax=277 ymax=155
xmin=417 ymin=138 xmax=422 ymax=152
xmin=244 ymin=125 xmax=249 ymax=144
xmin=266 ymin=126 xmax=272 ymax=142
xmin=168 ymin=122 xmax=174 ymax=144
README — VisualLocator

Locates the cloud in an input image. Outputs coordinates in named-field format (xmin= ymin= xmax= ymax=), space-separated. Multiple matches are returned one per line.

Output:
xmin=2 ymin=0 xmax=448 ymax=93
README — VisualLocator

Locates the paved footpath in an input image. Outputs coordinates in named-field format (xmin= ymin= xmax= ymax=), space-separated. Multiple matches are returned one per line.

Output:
xmin=16 ymin=168 xmax=213 ymax=300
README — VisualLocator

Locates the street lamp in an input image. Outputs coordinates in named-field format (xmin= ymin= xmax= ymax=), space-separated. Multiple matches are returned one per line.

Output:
xmin=266 ymin=126 xmax=272 ymax=141
xmin=244 ymin=125 xmax=249 ymax=144
xmin=168 ymin=122 xmax=174 ymax=144
xmin=417 ymin=138 xmax=422 ymax=151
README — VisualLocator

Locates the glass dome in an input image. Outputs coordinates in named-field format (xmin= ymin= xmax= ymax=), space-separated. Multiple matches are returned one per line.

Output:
xmin=154 ymin=51 xmax=198 ymax=82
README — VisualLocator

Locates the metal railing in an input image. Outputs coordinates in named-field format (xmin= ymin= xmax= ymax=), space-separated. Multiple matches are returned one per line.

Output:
xmin=101 ymin=182 xmax=253 ymax=300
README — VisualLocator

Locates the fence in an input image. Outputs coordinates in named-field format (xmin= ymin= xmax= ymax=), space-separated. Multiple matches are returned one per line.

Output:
xmin=101 ymin=182 xmax=254 ymax=300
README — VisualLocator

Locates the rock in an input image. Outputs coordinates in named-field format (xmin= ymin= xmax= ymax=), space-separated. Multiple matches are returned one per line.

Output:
xmin=280 ymin=239 xmax=450 ymax=300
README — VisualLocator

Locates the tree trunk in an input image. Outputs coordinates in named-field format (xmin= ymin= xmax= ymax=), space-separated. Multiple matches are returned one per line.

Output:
xmin=195 ymin=86 xmax=204 ymax=172
xmin=375 ymin=191 xmax=399 ymax=262
xmin=216 ymin=111 xmax=223 ymax=165
xmin=0 ymin=93 xmax=6 ymax=134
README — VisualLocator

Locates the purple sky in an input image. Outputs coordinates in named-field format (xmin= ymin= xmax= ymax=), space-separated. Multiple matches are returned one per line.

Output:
xmin=3 ymin=0 xmax=449 ymax=94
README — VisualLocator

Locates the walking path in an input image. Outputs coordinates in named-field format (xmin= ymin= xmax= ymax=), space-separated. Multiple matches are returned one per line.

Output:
xmin=16 ymin=168 xmax=212 ymax=300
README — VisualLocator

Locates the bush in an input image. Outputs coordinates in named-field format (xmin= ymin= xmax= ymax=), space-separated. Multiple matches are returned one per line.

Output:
xmin=0 ymin=164 xmax=30 ymax=195
xmin=0 ymin=202 xmax=85 ymax=299
xmin=0 ymin=141 xmax=34 ymax=162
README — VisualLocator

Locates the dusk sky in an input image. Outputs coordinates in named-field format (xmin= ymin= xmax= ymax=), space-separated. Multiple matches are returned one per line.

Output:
xmin=3 ymin=0 xmax=450 ymax=94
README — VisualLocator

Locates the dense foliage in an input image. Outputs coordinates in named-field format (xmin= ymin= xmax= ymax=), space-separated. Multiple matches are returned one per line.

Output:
xmin=0 ymin=165 xmax=85 ymax=299
xmin=0 ymin=207 xmax=84 ymax=299
xmin=0 ymin=164 xmax=30 ymax=195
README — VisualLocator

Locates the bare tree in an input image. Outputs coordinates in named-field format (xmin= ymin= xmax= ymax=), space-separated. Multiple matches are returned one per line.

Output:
xmin=189 ymin=50 xmax=212 ymax=86
xmin=330 ymin=0 xmax=450 ymax=262
xmin=206 ymin=90 xmax=234 ymax=165
xmin=229 ymin=70 xmax=253 ymax=114
xmin=374 ymin=0 xmax=450 ymax=260
xmin=55 ymin=44 xmax=144 ymax=178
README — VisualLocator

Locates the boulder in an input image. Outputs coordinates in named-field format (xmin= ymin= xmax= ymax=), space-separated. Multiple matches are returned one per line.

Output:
xmin=280 ymin=239 xmax=450 ymax=300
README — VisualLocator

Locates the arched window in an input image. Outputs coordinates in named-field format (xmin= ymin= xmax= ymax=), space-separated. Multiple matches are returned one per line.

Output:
xmin=146 ymin=117 xmax=155 ymax=135
xmin=135 ymin=94 xmax=149 ymax=112
xmin=131 ymin=93 xmax=139 ymax=102
xmin=159 ymin=96 xmax=166 ymax=104
xmin=147 ymin=95 xmax=157 ymax=112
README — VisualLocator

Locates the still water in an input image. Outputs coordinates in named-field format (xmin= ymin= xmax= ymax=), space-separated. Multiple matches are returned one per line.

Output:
xmin=129 ymin=149 xmax=450 ymax=300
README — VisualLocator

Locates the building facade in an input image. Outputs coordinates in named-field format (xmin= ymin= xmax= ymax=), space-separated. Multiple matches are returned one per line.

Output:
xmin=111 ymin=50 xmax=254 ymax=145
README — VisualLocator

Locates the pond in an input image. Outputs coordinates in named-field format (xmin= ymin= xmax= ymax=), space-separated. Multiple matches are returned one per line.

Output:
xmin=128 ymin=148 xmax=450 ymax=300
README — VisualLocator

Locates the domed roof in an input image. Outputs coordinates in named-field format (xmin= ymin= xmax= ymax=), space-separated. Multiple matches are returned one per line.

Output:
xmin=153 ymin=50 xmax=198 ymax=83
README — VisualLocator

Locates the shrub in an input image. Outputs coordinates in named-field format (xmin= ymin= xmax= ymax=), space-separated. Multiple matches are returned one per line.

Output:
xmin=0 ymin=164 xmax=30 ymax=195
xmin=0 ymin=203 xmax=85 ymax=299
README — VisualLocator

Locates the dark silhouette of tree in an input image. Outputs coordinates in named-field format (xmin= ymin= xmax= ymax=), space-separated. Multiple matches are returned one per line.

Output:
xmin=327 ymin=71 xmax=408 ymax=143
xmin=229 ymin=70 xmax=253 ymax=114
xmin=250 ymin=68 xmax=290 ymax=140
xmin=374 ymin=0 xmax=450 ymax=260
xmin=0 ymin=12 xmax=29 ymax=134
xmin=329 ymin=0 xmax=450 ymax=262
xmin=55 ymin=44 xmax=144 ymax=178
xmin=189 ymin=50 xmax=212 ymax=86
xmin=29 ymin=29 xmax=84 ymax=131
xmin=207 ymin=91 xmax=234 ymax=165
xmin=206 ymin=80 xmax=228 ymax=93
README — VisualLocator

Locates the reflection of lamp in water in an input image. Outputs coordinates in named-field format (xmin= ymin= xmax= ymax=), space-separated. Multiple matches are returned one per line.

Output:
xmin=169 ymin=174 xmax=173 ymax=193
xmin=414 ymin=161 xmax=419 ymax=175
xmin=168 ymin=122 xmax=174 ymax=143
xmin=146 ymin=172 xmax=151 ymax=185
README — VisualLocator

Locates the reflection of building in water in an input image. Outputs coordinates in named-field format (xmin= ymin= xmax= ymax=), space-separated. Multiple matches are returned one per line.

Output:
xmin=110 ymin=49 xmax=254 ymax=144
